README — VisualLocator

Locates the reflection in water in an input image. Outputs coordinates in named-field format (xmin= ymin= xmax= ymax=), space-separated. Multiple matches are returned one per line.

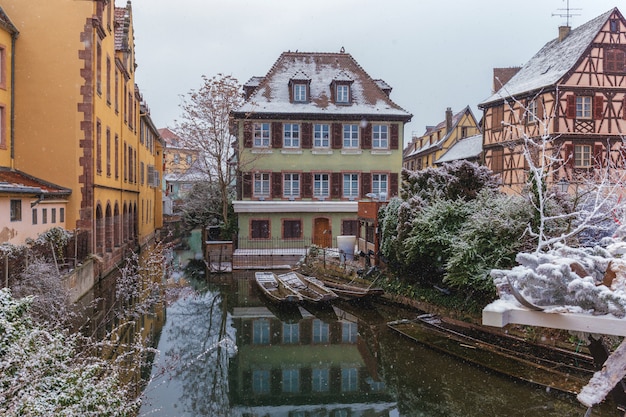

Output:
xmin=140 ymin=265 xmax=618 ymax=417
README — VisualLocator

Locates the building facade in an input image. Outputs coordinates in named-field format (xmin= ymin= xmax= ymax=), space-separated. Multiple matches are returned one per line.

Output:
xmin=3 ymin=1 xmax=162 ymax=271
xmin=231 ymin=51 xmax=412 ymax=248
xmin=403 ymin=106 xmax=480 ymax=171
xmin=479 ymin=8 xmax=626 ymax=193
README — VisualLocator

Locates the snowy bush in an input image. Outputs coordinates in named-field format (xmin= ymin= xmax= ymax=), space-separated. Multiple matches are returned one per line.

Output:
xmin=445 ymin=192 xmax=534 ymax=298
xmin=0 ymin=288 xmax=140 ymax=416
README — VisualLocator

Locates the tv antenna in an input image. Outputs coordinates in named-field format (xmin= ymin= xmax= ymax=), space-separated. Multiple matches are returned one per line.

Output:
xmin=552 ymin=0 xmax=581 ymax=27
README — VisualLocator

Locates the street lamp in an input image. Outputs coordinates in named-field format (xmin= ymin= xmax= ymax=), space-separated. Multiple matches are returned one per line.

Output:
xmin=557 ymin=177 xmax=570 ymax=193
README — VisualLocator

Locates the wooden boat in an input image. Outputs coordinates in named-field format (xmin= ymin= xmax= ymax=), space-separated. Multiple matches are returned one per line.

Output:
xmin=254 ymin=272 xmax=302 ymax=304
xmin=316 ymin=275 xmax=384 ymax=300
xmin=277 ymin=271 xmax=338 ymax=303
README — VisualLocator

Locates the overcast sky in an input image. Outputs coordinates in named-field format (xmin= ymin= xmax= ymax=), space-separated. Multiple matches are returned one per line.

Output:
xmin=129 ymin=0 xmax=621 ymax=144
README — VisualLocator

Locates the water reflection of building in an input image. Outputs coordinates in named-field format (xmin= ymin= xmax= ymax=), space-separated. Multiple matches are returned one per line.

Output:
xmin=228 ymin=276 xmax=395 ymax=417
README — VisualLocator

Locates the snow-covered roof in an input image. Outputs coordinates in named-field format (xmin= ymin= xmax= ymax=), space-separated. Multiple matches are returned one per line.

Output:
xmin=234 ymin=51 xmax=412 ymax=121
xmin=435 ymin=134 xmax=483 ymax=164
xmin=481 ymin=8 xmax=616 ymax=106
xmin=406 ymin=106 xmax=474 ymax=157
xmin=0 ymin=168 xmax=71 ymax=196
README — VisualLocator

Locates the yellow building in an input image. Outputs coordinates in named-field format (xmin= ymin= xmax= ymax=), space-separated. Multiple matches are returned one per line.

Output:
xmin=3 ymin=1 xmax=162 ymax=272
xmin=403 ymin=106 xmax=480 ymax=171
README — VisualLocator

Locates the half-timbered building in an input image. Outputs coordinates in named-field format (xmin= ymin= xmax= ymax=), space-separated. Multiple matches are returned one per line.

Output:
xmin=403 ymin=106 xmax=480 ymax=171
xmin=479 ymin=8 xmax=626 ymax=193
xmin=231 ymin=51 xmax=412 ymax=250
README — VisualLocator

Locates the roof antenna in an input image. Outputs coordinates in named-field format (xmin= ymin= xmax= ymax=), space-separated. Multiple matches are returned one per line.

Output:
xmin=552 ymin=0 xmax=581 ymax=27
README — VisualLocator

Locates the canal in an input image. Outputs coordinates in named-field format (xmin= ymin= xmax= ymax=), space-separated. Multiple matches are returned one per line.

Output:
xmin=127 ymin=236 xmax=619 ymax=417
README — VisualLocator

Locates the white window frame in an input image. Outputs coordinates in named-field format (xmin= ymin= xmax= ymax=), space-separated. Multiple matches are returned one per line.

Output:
xmin=343 ymin=173 xmax=359 ymax=199
xmin=253 ymin=123 xmax=270 ymax=147
xmin=372 ymin=124 xmax=388 ymax=149
xmin=283 ymin=173 xmax=300 ymax=198
xmin=314 ymin=124 xmax=330 ymax=148
xmin=253 ymin=172 xmax=270 ymax=197
xmin=372 ymin=173 xmax=388 ymax=196
xmin=313 ymin=173 xmax=330 ymax=198
xmin=576 ymin=96 xmax=592 ymax=119
xmin=293 ymin=83 xmax=307 ymax=102
xmin=343 ymin=124 xmax=359 ymax=148
xmin=574 ymin=145 xmax=592 ymax=168
xmin=283 ymin=123 xmax=300 ymax=148
xmin=336 ymin=84 xmax=349 ymax=103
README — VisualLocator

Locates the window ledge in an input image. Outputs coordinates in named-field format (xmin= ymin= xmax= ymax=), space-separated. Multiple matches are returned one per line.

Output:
xmin=312 ymin=149 xmax=333 ymax=155
xmin=252 ymin=149 xmax=273 ymax=154
xmin=341 ymin=149 xmax=362 ymax=155
xmin=371 ymin=150 xmax=392 ymax=155
xmin=281 ymin=149 xmax=302 ymax=155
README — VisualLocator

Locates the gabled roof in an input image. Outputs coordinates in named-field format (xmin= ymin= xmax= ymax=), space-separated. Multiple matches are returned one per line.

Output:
xmin=481 ymin=8 xmax=617 ymax=106
xmin=435 ymin=134 xmax=483 ymax=164
xmin=407 ymin=106 xmax=476 ymax=157
xmin=0 ymin=167 xmax=71 ymax=197
xmin=234 ymin=51 xmax=412 ymax=121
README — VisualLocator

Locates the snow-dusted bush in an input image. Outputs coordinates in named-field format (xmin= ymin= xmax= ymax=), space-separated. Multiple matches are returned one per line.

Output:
xmin=0 ymin=288 xmax=140 ymax=416
xmin=445 ymin=192 xmax=534 ymax=298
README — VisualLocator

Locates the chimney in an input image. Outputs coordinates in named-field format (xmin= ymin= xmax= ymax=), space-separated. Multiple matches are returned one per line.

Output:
xmin=445 ymin=107 xmax=453 ymax=133
xmin=559 ymin=26 xmax=571 ymax=42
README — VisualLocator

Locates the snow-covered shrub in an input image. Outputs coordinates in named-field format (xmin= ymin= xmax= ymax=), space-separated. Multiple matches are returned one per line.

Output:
xmin=378 ymin=197 xmax=403 ymax=269
xmin=0 ymin=288 xmax=140 ymax=416
xmin=491 ymin=243 xmax=626 ymax=317
xmin=445 ymin=192 xmax=534 ymax=299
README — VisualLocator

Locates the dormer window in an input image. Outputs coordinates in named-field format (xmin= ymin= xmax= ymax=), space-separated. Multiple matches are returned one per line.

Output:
xmin=336 ymin=84 xmax=350 ymax=103
xmin=289 ymin=71 xmax=310 ymax=103
xmin=293 ymin=83 xmax=307 ymax=102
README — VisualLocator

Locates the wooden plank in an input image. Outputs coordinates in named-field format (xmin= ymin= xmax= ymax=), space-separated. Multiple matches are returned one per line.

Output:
xmin=483 ymin=301 xmax=626 ymax=336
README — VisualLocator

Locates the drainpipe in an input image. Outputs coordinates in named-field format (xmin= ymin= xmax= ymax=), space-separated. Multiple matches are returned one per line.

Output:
xmin=10 ymin=30 xmax=17 ymax=166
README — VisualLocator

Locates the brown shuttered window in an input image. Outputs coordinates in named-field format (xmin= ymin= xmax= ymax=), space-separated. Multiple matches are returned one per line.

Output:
xmin=272 ymin=172 xmax=282 ymax=198
xmin=243 ymin=122 xmax=253 ymax=148
xmin=566 ymin=95 xmax=576 ymax=119
xmin=390 ymin=173 xmax=399 ymax=197
xmin=242 ymin=173 xmax=252 ymax=197
xmin=301 ymin=173 xmax=313 ymax=198
xmin=361 ymin=124 xmax=372 ymax=149
xmin=593 ymin=96 xmax=604 ymax=120
xmin=301 ymin=123 xmax=312 ymax=149
xmin=390 ymin=124 xmax=399 ymax=149
xmin=331 ymin=123 xmax=343 ymax=149
xmin=331 ymin=172 xmax=342 ymax=198
xmin=361 ymin=172 xmax=371 ymax=196
xmin=271 ymin=122 xmax=282 ymax=148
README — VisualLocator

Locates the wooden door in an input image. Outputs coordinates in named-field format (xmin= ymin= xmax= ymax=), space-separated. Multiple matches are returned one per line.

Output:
xmin=313 ymin=217 xmax=332 ymax=248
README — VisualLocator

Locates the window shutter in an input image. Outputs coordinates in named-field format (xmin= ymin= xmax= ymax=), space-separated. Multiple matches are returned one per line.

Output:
xmin=361 ymin=124 xmax=372 ymax=149
xmin=537 ymin=98 xmax=544 ymax=120
xmin=390 ymin=173 xmax=399 ymax=197
xmin=361 ymin=173 xmax=371 ymax=196
xmin=594 ymin=144 xmax=605 ymax=167
xmin=301 ymin=123 xmax=312 ymax=149
xmin=331 ymin=172 xmax=342 ymax=198
xmin=243 ymin=122 xmax=253 ymax=148
xmin=272 ymin=172 xmax=282 ymax=198
xmin=566 ymin=95 xmax=576 ymax=119
xmin=564 ymin=144 xmax=574 ymax=169
xmin=593 ymin=96 xmax=604 ymax=120
xmin=242 ymin=173 xmax=252 ymax=197
xmin=271 ymin=122 xmax=282 ymax=148
xmin=390 ymin=124 xmax=399 ymax=149
xmin=302 ymin=173 xmax=312 ymax=198
xmin=331 ymin=123 xmax=342 ymax=149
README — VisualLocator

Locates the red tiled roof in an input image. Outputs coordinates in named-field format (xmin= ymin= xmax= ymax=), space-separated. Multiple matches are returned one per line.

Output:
xmin=0 ymin=168 xmax=71 ymax=196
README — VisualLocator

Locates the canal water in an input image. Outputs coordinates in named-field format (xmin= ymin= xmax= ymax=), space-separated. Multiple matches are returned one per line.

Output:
xmin=131 ymin=232 xmax=619 ymax=416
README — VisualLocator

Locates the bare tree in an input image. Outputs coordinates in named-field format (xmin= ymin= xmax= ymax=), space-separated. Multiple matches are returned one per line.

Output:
xmin=174 ymin=74 xmax=243 ymax=227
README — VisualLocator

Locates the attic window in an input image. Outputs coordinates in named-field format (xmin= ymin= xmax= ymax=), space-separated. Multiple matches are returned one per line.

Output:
xmin=610 ymin=19 xmax=620 ymax=33
xmin=336 ymin=84 xmax=350 ymax=104
xmin=293 ymin=83 xmax=307 ymax=102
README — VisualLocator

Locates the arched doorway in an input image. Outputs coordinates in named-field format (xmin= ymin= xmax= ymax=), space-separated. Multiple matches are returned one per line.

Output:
xmin=105 ymin=203 xmax=113 ymax=253
xmin=95 ymin=204 xmax=104 ymax=255
xmin=313 ymin=217 xmax=332 ymax=248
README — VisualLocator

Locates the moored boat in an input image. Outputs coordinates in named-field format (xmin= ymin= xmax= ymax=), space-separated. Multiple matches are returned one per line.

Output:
xmin=254 ymin=272 xmax=302 ymax=303
xmin=316 ymin=275 xmax=384 ymax=300
xmin=277 ymin=271 xmax=338 ymax=303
